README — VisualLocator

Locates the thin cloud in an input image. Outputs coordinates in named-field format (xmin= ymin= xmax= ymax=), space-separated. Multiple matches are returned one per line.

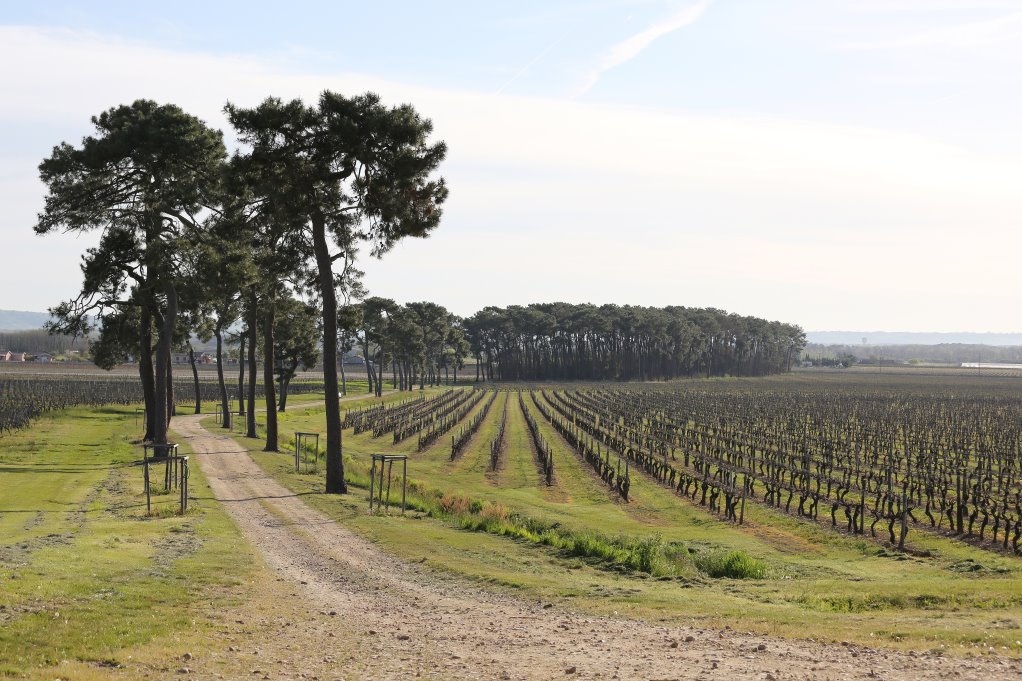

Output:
xmin=2 ymin=25 xmax=1021 ymax=331
xmin=576 ymin=0 xmax=711 ymax=96
xmin=839 ymin=10 xmax=1022 ymax=50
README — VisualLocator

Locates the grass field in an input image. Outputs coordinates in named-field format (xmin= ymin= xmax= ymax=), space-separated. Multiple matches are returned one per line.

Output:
xmin=0 ymin=404 xmax=272 ymax=679
xmin=5 ymin=373 xmax=1022 ymax=678
xmin=219 ymin=376 xmax=1022 ymax=656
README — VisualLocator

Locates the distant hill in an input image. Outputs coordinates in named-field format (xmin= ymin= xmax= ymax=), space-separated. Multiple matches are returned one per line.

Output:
xmin=0 ymin=309 xmax=51 ymax=331
xmin=807 ymin=331 xmax=1022 ymax=347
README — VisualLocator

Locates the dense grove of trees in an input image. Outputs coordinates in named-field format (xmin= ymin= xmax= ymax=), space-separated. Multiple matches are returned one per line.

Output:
xmin=805 ymin=343 xmax=1022 ymax=366
xmin=0 ymin=330 xmax=86 ymax=356
xmin=347 ymin=297 xmax=469 ymax=396
xmin=462 ymin=304 xmax=805 ymax=381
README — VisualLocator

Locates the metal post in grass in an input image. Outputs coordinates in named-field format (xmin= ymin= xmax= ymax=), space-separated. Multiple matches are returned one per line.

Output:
xmin=372 ymin=454 xmax=380 ymax=511
xmin=144 ymin=459 xmax=151 ymax=514
xmin=180 ymin=456 xmax=189 ymax=514
xmin=385 ymin=459 xmax=392 ymax=512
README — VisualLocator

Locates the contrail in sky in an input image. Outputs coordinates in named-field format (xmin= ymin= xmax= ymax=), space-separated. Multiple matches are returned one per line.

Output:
xmin=576 ymin=0 xmax=713 ymax=96
xmin=494 ymin=39 xmax=561 ymax=95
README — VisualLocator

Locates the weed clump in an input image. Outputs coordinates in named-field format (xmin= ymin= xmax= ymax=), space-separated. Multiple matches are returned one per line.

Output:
xmin=693 ymin=550 xmax=767 ymax=579
xmin=347 ymin=462 xmax=763 ymax=580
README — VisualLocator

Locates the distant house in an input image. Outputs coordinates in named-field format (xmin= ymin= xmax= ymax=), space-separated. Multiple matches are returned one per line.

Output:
xmin=1 ymin=351 xmax=26 ymax=362
xmin=171 ymin=352 xmax=218 ymax=365
xmin=342 ymin=354 xmax=366 ymax=366
xmin=32 ymin=352 xmax=55 ymax=363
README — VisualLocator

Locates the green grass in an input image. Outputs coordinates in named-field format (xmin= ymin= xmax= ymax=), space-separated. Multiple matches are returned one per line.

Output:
xmin=0 ymin=405 xmax=258 ymax=677
xmin=219 ymin=384 xmax=1022 ymax=655
xmin=693 ymin=550 xmax=768 ymax=579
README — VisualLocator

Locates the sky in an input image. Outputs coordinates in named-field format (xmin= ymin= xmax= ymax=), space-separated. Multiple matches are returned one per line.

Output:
xmin=1 ymin=0 xmax=1020 ymax=332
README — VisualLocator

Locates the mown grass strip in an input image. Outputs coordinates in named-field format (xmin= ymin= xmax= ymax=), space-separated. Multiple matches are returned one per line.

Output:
xmin=0 ymin=405 xmax=257 ymax=676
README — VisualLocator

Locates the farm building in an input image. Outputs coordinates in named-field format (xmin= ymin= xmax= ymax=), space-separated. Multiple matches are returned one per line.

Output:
xmin=172 ymin=352 xmax=217 ymax=365
xmin=0 ymin=350 xmax=26 ymax=362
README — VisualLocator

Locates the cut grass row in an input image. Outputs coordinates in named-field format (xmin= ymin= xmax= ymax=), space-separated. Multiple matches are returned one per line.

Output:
xmin=0 ymin=405 xmax=261 ymax=678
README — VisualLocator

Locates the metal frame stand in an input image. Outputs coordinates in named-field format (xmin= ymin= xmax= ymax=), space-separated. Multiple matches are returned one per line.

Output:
xmin=369 ymin=454 xmax=408 ymax=514
xmin=141 ymin=443 xmax=189 ymax=515
xmin=295 ymin=432 xmax=320 ymax=472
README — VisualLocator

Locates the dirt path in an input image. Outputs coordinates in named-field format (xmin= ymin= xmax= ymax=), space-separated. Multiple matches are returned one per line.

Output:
xmin=174 ymin=413 xmax=1019 ymax=680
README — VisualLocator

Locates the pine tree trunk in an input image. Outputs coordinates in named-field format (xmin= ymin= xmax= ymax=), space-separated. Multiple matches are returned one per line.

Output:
xmin=166 ymin=358 xmax=175 ymax=419
xmin=152 ymin=280 xmax=178 ymax=447
xmin=375 ymin=348 xmax=385 ymax=397
xmin=215 ymin=326 xmax=231 ymax=429
xmin=246 ymin=294 xmax=258 ymax=438
xmin=238 ymin=335 xmax=246 ymax=416
xmin=312 ymin=212 xmax=345 ymax=494
xmin=263 ymin=300 xmax=278 ymax=451
xmin=278 ymin=371 xmax=291 ymax=412
xmin=361 ymin=338 xmax=374 ymax=395
xmin=139 ymin=305 xmax=156 ymax=442
xmin=189 ymin=344 xmax=201 ymax=414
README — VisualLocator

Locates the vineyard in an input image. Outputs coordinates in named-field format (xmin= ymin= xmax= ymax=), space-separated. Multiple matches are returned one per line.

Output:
xmin=0 ymin=374 xmax=324 ymax=434
xmin=316 ymin=374 xmax=1022 ymax=563
xmin=5 ymin=370 xmax=1020 ymax=560
xmin=535 ymin=382 xmax=1022 ymax=552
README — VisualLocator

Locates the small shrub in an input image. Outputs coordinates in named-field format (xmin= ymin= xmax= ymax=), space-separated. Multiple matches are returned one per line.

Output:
xmin=538 ymin=530 xmax=563 ymax=547
xmin=693 ymin=550 xmax=767 ymax=579
xmin=479 ymin=502 xmax=509 ymax=524
xmin=628 ymin=534 xmax=670 ymax=576
xmin=439 ymin=493 xmax=472 ymax=516
xmin=567 ymin=531 xmax=622 ymax=563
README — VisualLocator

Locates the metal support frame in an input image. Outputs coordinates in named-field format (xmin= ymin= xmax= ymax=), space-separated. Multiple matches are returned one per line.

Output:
xmin=295 ymin=431 xmax=320 ymax=472
xmin=141 ymin=443 xmax=188 ymax=515
xmin=369 ymin=454 xmax=408 ymax=514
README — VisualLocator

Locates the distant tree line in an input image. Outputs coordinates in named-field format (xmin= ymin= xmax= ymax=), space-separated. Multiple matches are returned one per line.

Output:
xmin=461 ymin=304 xmax=806 ymax=381
xmin=0 ymin=329 xmax=88 ymax=356
xmin=805 ymin=343 xmax=1022 ymax=366
xmin=341 ymin=297 xmax=469 ymax=397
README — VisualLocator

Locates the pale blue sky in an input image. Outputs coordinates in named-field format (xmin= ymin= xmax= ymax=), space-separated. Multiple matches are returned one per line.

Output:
xmin=2 ymin=1 xmax=1020 ymax=330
